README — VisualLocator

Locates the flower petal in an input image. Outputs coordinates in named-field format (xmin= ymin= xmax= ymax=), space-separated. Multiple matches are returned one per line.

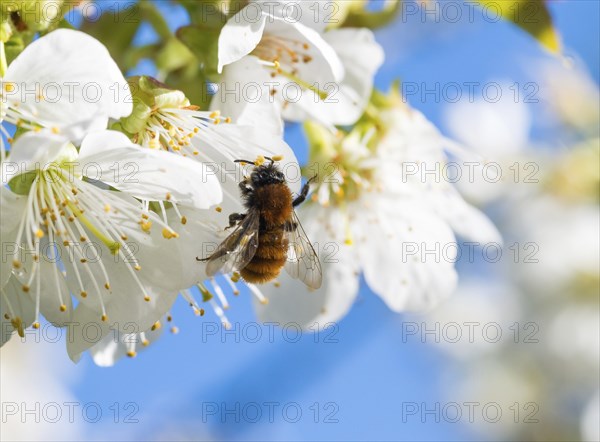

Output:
xmin=0 ymin=276 xmax=35 ymax=347
xmin=283 ymin=28 xmax=384 ymax=126
xmin=0 ymin=187 xmax=26 ymax=288
xmin=1 ymin=132 xmax=67 ymax=184
xmin=78 ymin=130 xmax=222 ymax=209
xmin=4 ymin=29 xmax=132 ymax=140
xmin=212 ymin=56 xmax=284 ymax=136
xmin=218 ymin=10 xmax=267 ymax=72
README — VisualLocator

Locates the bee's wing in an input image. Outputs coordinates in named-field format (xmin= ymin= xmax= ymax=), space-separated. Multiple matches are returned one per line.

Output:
xmin=283 ymin=210 xmax=323 ymax=289
xmin=205 ymin=209 xmax=260 ymax=277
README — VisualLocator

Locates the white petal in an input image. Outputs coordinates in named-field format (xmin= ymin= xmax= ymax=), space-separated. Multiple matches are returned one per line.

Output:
xmin=5 ymin=29 xmax=132 ymax=140
xmin=283 ymin=28 xmax=384 ymax=126
xmin=66 ymin=286 xmax=177 ymax=362
xmin=255 ymin=244 xmax=359 ymax=329
xmin=1 ymin=276 xmax=35 ymax=347
xmin=265 ymin=16 xmax=344 ymax=84
xmin=1 ymin=132 xmax=67 ymax=184
xmin=78 ymin=130 xmax=222 ymax=209
xmin=212 ymin=56 xmax=284 ymax=136
xmin=0 ymin=188 xmax=26 ymax=288
xmin=359 ymin=200 xmax=459 ymax=312
xmin=218 ymin=10 xmax=267 ymax=72
xmin=433 ymin=186 xmax=503 ymax=245
xmin=89 ymin=324 xmax=164 ymax=367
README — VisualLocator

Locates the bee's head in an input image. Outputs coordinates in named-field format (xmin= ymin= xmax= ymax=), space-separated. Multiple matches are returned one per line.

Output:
xmin=251 ymin=163 xmax=285 ymax=186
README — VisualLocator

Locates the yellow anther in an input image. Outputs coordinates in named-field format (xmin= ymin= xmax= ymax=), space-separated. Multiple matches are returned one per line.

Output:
xmin=272 ymin=155 xmax=284 ymax=162
xmin=151 ymin=321 xmax=161 ymax=331
xmin=144 ymin=295 xmax=151 ymax=302
xmin=166 ymin=192 xmax=172 ymax=201
xmin=104 ymin=204 xmax=111 ymax=213
xmin=11 ymin=317 xmax=25 ymax=337
xmin=3 ymin=82 xmax=15 ymax=93
xmin=181 ymin=216 xmax=187 ymax=225
xmin=231 ymin=272 xmax=241 ymax=283
xmin=254 ymin=155 xmax=266 ymax=166
xmin=101 ymin=314 xmax=108 ymax=322
xmin=215 ymin=206 xmax=222 ymax=213
xmin=51 ymin=127 xmax=60 ymax=134
xmin=170 ymin=326 xmax=179 ymax=334
xmin=142 ymin=339 xmax=150 ymax=346
xmin=33 ymin=322 xmax=40 ymax=329
xmin=260 ymin=298 xmax=269 ymax=305
xmin=141 ymin=220 xmax=152 ymax=233
xmin=193 ymin=127 xmax=199 ymax=133
xmin=59 ymin=304 xmax=67 ymax=312
xmin=12 ymin=259 xmax=21 ymax=269
xmin=22 ymin=285 xmax=30 ymax=293
xmin=209 ymin=110 xmax=220 ymax=119
xmin=162 ymin=228 xmax=179 ymax=239
xmin=35 ymin=229 xmax=44 ymax=238
xmin=126 ymin=351 xmax=137 ymax=358
xmin=225 ymin=117 xmax=232 ymax=123
xmin=134 ymin=265 xmax=141 ymax=271
xmin=80 ymin=291 xmax=87 ymax=298
xmin=104 ymin=282 xmax=111 ymax=290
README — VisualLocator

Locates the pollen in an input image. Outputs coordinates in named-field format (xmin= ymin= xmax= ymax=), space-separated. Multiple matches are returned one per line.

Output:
xmin=260 ymin=298 xmax=269 ymax=305
xmin=272 ymin=155 xmax=284 ymax=162
xmin=51 ymin=127 xmax=60 ymax=134
xmin=162 ymin=228 xmax=179 ymax=239
xmin=254 ymin=156 xmax=266 ymax=166
xmin=35 ymin=229 xmax=44 ymax=238
xmin=134 ymin=264 xmax=142 ymax=271
xmin=231 ymin=272 xmax=241 ymax=283
xmin=344 ymin=238 xmax=353 ymax=245
xmin=166 ymin=192 xmax=172 ymax=201
xmin=141 ymin=220 xmax=152 ymax=233
xmin=104 ymin=204 xmax=111 ymax=213
xmin=3 ymin=82 xmax=15 ymax=93
xmin=209 ymin=110 xmax=220 ymax=119
xmin=59 ymin=304 xmax=67 ymax=312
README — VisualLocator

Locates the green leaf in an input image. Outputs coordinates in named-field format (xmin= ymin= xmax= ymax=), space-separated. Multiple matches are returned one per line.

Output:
xmin=80 ymin=3 xmax=142 ymax=71
xmin=476 ymin=0 xmax=561 ymax=53
xmin=176 ymin=24 xmax=221 ymax=78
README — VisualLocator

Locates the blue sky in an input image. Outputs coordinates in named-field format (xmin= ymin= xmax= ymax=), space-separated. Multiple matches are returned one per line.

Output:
xmin=26 ymin=1 xmax=600 ymax=441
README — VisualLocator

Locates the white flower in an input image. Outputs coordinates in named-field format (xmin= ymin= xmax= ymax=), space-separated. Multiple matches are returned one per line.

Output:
xmin=0 ymin=29 xmax=132 ymax=157
xmin=213 ymin=0 xmax=383 ymax=132
xmin=254 ymin=101 xmax=501 ymax=327
xmin=0 ymin=129 xmax=221 ymax=349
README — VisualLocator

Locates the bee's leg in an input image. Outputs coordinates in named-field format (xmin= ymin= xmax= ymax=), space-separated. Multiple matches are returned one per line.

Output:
xmin=239 ymin=179 xmax=253 ymax=196
xmin=292 ymin=175 xmax=317 ymax=207
xmin=226 ymin=212 xmax=246 ymax=229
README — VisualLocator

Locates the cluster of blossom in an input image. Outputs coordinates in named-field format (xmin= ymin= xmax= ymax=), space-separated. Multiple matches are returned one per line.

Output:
xmin=0 ymin=0 xmax=499 ymax=365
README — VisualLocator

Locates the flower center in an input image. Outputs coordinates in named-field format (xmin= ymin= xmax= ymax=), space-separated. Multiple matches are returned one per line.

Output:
xmin=252 ymin=34 xmax=328 ymax=100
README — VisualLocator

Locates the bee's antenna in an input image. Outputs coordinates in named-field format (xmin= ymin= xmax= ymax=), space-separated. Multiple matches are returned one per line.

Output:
xmin=264 ymin=156 xmax=275 ymax=165
xmin=234 ymin=159 xmax=256 ymax=164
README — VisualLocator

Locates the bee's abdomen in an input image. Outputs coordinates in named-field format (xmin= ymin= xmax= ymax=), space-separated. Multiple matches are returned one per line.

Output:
xmin=241 ymin=226 xmax=287 ymax=284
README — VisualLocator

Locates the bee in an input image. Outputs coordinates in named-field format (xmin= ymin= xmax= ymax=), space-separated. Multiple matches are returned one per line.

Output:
xmin=197 ymin=157 xmax=322 ymax=289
